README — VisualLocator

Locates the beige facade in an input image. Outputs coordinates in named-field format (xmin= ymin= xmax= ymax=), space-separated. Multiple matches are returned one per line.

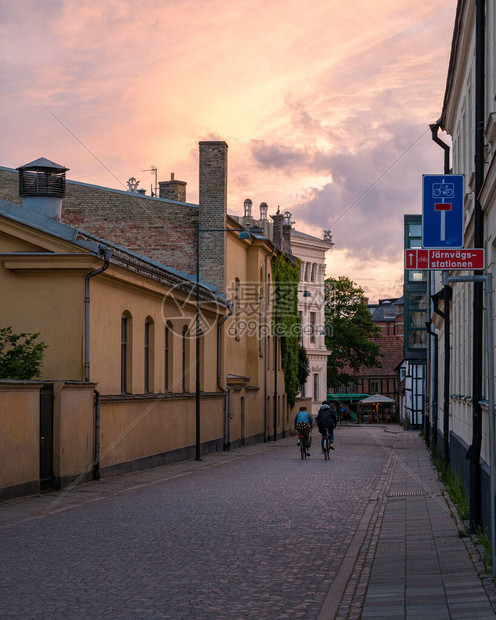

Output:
xmin=0 ymin=143 xmax=303 ymax=499
xmin=233 ymin=204 xmax=333 ymax=415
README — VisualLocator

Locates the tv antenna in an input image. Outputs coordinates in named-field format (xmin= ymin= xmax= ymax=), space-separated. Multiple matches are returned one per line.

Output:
xmin=142 ymin=165 xmax=158 ymax=197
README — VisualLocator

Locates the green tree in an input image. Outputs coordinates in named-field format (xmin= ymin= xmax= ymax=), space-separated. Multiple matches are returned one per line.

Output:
xmin=324 ymin=277 xmax=382 ymax=390
xmin=0 ymin=327 xmax=47 ymax=380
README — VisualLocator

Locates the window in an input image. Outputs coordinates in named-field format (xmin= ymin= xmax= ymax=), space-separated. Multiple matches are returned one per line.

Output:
xmin=234 ymin=277 xmax=240 ymax=340
xmin=182 ymin=325 xmax=189 ymax=392
xmin=121 ymin=311 xmax=132 ymax=393
xmin=310 ymin=312 xmax=316 ymax=343
xmin=144 ymin=317 xmax=154 ymax=393
xmin=164 ymin=324 xmax=172 ymax=392
xmin=313 ymin=373 xmax=319 ymax=401
xmin=370 ymin=380 xmax=380 ymax=393
xmin=121 ymin=315 xmax=128 ymax=393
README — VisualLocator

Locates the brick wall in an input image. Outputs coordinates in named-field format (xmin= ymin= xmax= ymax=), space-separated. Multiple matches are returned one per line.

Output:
xmin=0 ymin=168 xmax=197 ymax=276
xmin=0 ymin=169 xmax=20 ymax=204
xmin=198 ymin=141 xmax=228 ymax=293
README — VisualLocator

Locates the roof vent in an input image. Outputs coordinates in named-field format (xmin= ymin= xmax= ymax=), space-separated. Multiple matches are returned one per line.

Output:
xmin=17 ymin=157 xmax=68 ymax=221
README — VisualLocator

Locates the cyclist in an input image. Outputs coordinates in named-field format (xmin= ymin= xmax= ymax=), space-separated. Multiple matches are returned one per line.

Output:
xmin=294 ymin=406 xmax=313 ymax=457
xmin=317 ymin=401 xmax=337 ymax=453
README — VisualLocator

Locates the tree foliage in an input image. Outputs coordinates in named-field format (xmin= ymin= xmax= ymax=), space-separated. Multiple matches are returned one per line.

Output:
xmin=0 ymin=327 xmax=47 ymax=380
xmin=271 ymin=254 xmax=301 ymax=407
xmin=324 ymin=276 xmax=382 ymax=390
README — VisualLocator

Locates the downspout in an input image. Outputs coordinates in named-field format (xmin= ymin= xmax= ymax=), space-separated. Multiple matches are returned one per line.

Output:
xmin=468 ymin=0 xmax=485 ymax=531
xmin=430 ymin=123 xmax=451 ymax=464
xmin=425 ymin=320 xmax=439 ymax=449
xmin=217 ymin=301 xmax=233 ymax=450
xmin=84 ymin=244 xmax=112 ymax=482
xmin=273 ymin=331 xmax=278 ymax=441
xmin=432 ymin=288 xmax=450 ymax=461
xmin=84 ymin=244 xmax=113 ymax=381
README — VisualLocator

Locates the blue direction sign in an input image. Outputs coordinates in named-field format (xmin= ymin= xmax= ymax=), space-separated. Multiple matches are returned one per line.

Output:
xmin=422 ymin=174 xmax=464 ymax=248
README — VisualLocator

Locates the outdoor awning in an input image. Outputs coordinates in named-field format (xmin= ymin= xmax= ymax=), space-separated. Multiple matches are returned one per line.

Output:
xmin=326 ymin=393 xmax=369 ymax=403
xmin=359 ymin=393 xmax=395 ymax=404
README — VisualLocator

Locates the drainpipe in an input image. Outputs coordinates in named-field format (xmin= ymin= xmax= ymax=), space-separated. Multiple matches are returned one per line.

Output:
xmin=217 ymin=301 xmax=233 ymax=450
xmin=84 ymin=245 xmax=113 ymax=381
xmin=431 ymin=288 xmax=450 ymax=462
xmin=468 ymin=0 xmax=485 ymax=531
xmin=425 ymin=320 xmax=439 ymax=449
xmin=430 ymin=123 xmax=451 ymax=464
xmin=94 ymin=389 xmax=101 ymax=480
xmin=273 ymin=332 xmax=278 ymax=441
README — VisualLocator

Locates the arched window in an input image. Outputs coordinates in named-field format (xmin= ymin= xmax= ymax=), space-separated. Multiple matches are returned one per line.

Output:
xmin=121 ymin=311 xmax=132 ymax=394
xmin=258 ymin=268 xmax=264 ymax=357
xmin=144 ymin=317 xmax=155 ymax=393
xmin=182 ymin=325 xmax=190 ymax=392
xmin=234 ymin=277 xmax=240 ymax=340
xmin=164 ymin=322 xmax=173 ymax=392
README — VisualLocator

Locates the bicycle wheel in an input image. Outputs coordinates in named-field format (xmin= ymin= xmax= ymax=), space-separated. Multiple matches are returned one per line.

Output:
xmin=300 ymin=436 xmax=307 ymax=460
xmin=323 ymin=436 xmax=330 ymax=460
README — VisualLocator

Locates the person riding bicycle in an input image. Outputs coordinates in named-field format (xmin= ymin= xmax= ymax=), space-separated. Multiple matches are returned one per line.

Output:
xmin=294 ymin=406 xmax=312 ymax=457
xmin=317 ymin=401 xmax=337 ymax=452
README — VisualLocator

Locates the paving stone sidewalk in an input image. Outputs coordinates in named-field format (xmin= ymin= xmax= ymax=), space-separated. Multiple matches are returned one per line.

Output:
xmin=327 ymin=428 xmax=496 ymax=620
xmin=1 ymin=426 xmax=496 ymax=619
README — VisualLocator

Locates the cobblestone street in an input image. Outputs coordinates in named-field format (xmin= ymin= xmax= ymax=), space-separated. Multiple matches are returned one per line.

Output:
xmin=1 ymin=425 xmax=495 ymax=619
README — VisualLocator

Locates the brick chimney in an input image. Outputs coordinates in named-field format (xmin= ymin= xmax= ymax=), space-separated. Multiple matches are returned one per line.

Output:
xmin=199 ymin=141 xmax=228 ymax=293
xmin=159 ymin=173 xmax=187 ymax=202
xmin=271 ymin=207 xmax=283 ymax=249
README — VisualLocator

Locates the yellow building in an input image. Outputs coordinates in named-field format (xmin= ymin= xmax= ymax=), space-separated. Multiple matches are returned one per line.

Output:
xmin=0 ymin=146 xmax=304 ymax=500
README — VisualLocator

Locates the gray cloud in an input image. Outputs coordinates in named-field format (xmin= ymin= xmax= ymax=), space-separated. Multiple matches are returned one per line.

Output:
xmin=288 ymin=121 xmax=443 ymax=261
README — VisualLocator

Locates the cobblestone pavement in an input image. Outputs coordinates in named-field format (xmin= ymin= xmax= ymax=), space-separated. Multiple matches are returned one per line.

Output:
xmin=1 ymin=425 xmax=495 ymax=619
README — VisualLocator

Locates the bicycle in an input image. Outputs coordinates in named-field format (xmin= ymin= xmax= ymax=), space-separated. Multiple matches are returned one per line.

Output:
xmin=322 ymin=428 xmax=331 ymax=460
xmin=299 ymin=433 xmax=307 ymax=460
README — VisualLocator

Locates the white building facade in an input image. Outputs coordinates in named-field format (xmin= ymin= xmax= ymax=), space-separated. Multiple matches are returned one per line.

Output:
xmin=291 ymin=230 xmax=333 ymax=415
xmin=435 ymin=0 xmax=496 ymax=529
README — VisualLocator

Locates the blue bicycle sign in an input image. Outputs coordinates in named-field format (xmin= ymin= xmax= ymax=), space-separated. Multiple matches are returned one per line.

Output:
xmin=432 ymin=183 xmax=454 ymax=198
xmin=422 ymin=174 xmax=464 ymax=248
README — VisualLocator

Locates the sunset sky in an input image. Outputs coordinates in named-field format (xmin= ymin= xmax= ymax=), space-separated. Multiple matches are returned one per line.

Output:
xmin=0 ymin=0 xmax=457 ymax=302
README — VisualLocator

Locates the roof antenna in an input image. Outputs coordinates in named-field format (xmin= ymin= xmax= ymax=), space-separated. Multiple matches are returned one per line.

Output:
xmin=142 ymin=165 xmax=158 ymax=197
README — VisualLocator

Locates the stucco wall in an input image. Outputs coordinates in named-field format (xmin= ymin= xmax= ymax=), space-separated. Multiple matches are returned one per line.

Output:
xmin=0 ymin=382 xmax=41 ymax=493
xmin=99 ymin=394 xmax=225 ymax=469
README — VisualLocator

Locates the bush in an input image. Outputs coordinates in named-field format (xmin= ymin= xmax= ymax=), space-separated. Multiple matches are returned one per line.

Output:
xmin=0 ymin=327 xmax=47 ymax=380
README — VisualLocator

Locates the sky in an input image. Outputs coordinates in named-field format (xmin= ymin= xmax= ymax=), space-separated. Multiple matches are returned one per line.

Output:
xmin=0 ymin=0 xmax=457 ymax=302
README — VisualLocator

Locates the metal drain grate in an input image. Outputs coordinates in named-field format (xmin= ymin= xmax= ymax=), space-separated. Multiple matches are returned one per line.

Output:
xmin=388 ymin=490 xmax=427 ymax=497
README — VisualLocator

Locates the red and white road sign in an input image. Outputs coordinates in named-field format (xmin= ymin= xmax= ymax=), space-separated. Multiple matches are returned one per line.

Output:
xmin=405 ymin=248 xmax=485 ymax=270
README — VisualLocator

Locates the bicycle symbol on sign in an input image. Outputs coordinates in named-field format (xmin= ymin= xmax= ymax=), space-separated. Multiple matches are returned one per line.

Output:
xmin=432 ymin=183 xmax=454 ymax=198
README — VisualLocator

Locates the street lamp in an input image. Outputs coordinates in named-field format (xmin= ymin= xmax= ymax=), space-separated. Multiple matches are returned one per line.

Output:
xmin=195 ymin=223 xmax=250 ymax=460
